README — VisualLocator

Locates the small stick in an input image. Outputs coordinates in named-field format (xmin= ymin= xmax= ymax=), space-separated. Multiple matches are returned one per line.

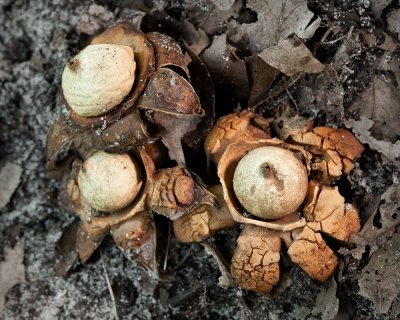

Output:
xmin=163 ymin=221 xmax=172 ymax=271
xmin=100 ymin=250 xmax=119 ymax=320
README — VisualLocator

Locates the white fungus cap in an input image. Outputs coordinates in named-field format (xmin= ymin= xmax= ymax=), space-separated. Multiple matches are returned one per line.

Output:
xmin=78 ymin=151 xmax=142 ymax=212
xmin=233 ymin=146 xmax=308 ymax=219
xmin=62 ymin=44 xmax=136 ymax=117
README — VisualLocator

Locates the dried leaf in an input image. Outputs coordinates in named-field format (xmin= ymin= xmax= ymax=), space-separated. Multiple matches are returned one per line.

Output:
xmin=387 ymin=10 xmax=400 ymax=40
xmin=199 ymin=1 xmax=242 ymax=35
xmin=0 ymin=162 xmax=22 ymax=209
xmin=210 ymin=0 xmax=235 ymax=11
xmin=298 ymin=69 xmax=344 ymax=124
xmin=54 ymin=219 xmax=80 ymax=276
xmin=358 ymin=233 xmax=400 ymax=313
xmin=344 ymin=117 xmax=400 ymax=164
xmin=182 ymin=45 xmax=215 ymax=148
xmin=348 ymin=75 xmax=400 ymax=144
xmin=248 ymin=56 xmax=280 ymax=107
xmin=201 ymin=34 xmax=250 ymax=101
xmin=238 ymin=0 xmax=320 ymax=52
xmin=370 ymin=0 xmax=391 ymax=21
xmin=76 ymin=4 xmax=114 ymax=35
xmin=111 ymin=211 xmax=157 ymax=273
xmin=259 ymin=35 xmax=325 ymax=77
xmin=348 ymin=182 xmax=400 ymax=259
xmin=0 ymin=242 xmax=25 ymax=314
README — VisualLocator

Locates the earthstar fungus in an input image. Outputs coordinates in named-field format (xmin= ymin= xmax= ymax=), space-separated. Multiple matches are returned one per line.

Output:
xmin=177 ymin=110 xmax=365 ymax=293
xmin=47 ymin=23 xmax=216 ymax=275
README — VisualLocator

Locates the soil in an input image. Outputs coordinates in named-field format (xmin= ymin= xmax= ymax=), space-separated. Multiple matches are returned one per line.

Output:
xmin=0 ymin=0 xmax=399 ymax=319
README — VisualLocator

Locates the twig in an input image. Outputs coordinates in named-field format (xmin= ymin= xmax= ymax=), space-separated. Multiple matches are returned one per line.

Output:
xmin=275 ymin=0 xmax=286 ymax=45
xmin=100 ymin=250 xmax=119 ymax=320
xmin=162 ymin=221 xmax=172 ymax=271
xmin=285 ymin=87 xmax=298 ymax=114
xmin=168 ymin=279 xmax=214 ymax=307
xmin=250 ymin=74 xmax=302 ymax=112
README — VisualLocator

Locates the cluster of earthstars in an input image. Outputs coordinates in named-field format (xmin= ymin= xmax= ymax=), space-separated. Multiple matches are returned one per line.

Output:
xmin=47 ymin=23 xmax=365 ymax=293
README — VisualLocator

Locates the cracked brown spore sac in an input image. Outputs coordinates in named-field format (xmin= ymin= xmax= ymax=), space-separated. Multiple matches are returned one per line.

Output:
xmin=146 ymin=166 xmax=217 ymax=220
xmin=231 ymin=225 xmax=281 ymax=293
xmin=204 ymin=110 xmax=270 ymax=164
xmin=287 ymin=226 xmax=338 ymax=282
xmin=304 ymin=186 xmax=360 ymax=242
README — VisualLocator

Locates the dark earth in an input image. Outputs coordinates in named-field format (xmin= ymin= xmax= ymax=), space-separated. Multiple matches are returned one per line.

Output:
xmin=1 ymin=0 xmax=400 ymax=319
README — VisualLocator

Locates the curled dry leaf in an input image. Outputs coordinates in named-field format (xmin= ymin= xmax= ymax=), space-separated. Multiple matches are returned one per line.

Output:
xmin=201 ymin=34 xmax=250 ymax=101
xmin=111 ymin=211 xmax=157 ymax=273
xmin=182 ymin=44 xmax=215 ymax=148
xmin=238 ymin=0 xmax=321 ymax=52
xmin=287 ymin=226 xmax=338 ymax=282
xmin=358 ymin=233 xmax=400 ymax=314
xmin=345 ymin=117 xmax=400 ymax=165
xmin=258 ymin=35 xmax=325 ymax=77
xmin=146 ymin=166 xmax=217 ymax=220
xmin=347 ymin=182 xmax=400 ymax=259
xmin=0 ymin=162 xmax=22 ymax=210
xmin=387 ymin=9 xmax=400 ymax=40
xmin=204 ymin=110 xmax=270 ymax=164
xmin=231 ymin=225 xmax=281 ymax=293
xmin=348 ymin=75 xmax=400 ymax=144
xmin=173 ymin=184 xmax=235 ymax=243
xmin=248 ymin=56 xmax=280 ymax=107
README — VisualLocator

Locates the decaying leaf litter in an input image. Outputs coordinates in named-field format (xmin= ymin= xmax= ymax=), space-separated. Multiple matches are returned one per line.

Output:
xmin=0 ymin=0 xmax=399 ymax=319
